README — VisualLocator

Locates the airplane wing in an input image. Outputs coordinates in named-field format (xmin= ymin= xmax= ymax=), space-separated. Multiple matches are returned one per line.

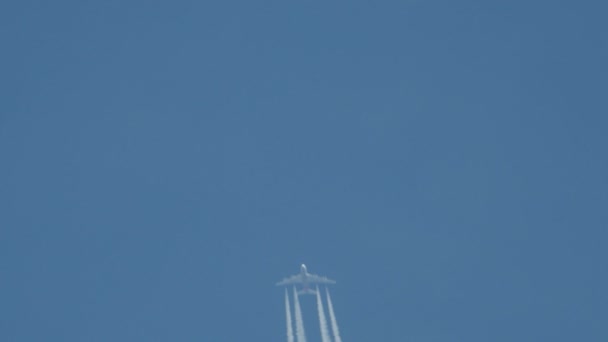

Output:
xmin=276 ymin=274 xmax=305 ymax=286
xmin=307 ymin=273 xmax=336 ymax=284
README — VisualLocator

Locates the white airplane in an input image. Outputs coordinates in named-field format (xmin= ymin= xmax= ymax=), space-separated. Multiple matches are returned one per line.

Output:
xmin=276 ymin=264 xmax=336 ymax=295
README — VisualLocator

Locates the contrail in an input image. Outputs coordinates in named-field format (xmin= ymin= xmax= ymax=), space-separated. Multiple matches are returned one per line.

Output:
xmin=293 ymin=287 xmax=307 ymax=342
xmin=326 ymin=288 xmax=342 ymax=342
xmin=316 ymin=286 xmax=332 ymax=342
xmin=285 ymin=289 xmax=294 ymax=342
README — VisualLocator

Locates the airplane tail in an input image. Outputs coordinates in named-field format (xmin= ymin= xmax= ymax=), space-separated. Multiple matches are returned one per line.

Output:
xmin=297 ymin=288 xmax=318 ymax=295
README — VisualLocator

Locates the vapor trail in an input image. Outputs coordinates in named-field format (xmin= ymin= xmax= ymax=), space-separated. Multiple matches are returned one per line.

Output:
xmin=285 ymin=289 xmax=294 ymax=342
xmin=326 ymin=288 xmax=342 ymax=342
xmin=293 ymin=287 xmax=307 ymax=342
xmin=316 ymin=286 xmax=332 ymax=342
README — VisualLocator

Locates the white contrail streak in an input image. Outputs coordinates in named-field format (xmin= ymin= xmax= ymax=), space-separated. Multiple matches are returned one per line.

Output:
xmin=285 ymin=289 xmax=294 ymax=342
xmin=326 ymin=288 xmax=342 ymax=342
xmin=293 ymin=287 xmax=307 ymax=342
xmin=316 ymin=286 xmax=332 ymax=342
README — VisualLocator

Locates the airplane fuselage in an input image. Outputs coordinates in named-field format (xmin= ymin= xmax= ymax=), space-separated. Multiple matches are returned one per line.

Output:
xmin=300 ymin=264 xmax=310 ymax=287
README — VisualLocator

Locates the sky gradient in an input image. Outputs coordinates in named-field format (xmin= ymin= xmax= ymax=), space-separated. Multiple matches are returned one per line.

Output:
xmin=2 ymin=1 xmax=607 ymax=341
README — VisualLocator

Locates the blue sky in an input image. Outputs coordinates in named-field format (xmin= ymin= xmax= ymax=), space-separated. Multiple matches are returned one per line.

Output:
xmin=1 ymin=1 xmax=607 ymax=341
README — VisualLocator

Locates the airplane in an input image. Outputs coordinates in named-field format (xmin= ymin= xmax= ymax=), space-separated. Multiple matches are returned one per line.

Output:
xmin=276 ymin=264 xmax=336 ymax=295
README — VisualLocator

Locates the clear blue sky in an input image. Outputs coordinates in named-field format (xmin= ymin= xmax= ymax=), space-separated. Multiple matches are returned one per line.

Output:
xmin=1 ymin=1 xmax=607 ymax=341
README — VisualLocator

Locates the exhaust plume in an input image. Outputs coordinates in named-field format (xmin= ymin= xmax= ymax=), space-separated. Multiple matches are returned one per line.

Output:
xmin=293 ymin=287 xmax=307 ymax=342
xmin=316 ymin=286 xmax=332 ymax=342
xmin=326 ymin=288 xmax=342 ymax=342
xmin=285 ymin=289 xmax=294 ymax=342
